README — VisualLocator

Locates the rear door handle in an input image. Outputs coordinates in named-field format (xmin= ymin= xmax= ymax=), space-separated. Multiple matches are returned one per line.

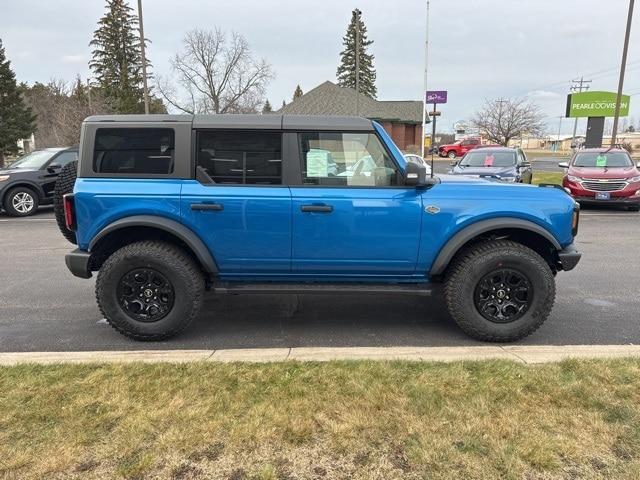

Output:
xmin=191 ymin=203 xmax=223 ymax=211
xmin=300 ymin=205 xmax=333 ymax=213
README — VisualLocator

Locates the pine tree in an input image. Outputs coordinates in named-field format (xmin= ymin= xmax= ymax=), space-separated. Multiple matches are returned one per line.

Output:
xmin=90 ymin=0 xmax=147 ymax=113
xmin=293 ymin=85 xmax=303 ymax=101
xmin=262 ymin=99 xmax=273 ymax=114
xmin=336 ymin=8 xmax=377 ymax=99
xmin=0 ymin=39 xmax=36 ymax=167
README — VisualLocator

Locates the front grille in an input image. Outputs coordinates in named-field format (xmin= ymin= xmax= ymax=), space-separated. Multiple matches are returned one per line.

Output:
xmin=581 ymin=180 xmax=627 ymax=192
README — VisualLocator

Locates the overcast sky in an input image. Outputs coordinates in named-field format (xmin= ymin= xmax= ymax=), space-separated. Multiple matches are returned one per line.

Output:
xmin=1 ymin=0 xmax=638 ymax=134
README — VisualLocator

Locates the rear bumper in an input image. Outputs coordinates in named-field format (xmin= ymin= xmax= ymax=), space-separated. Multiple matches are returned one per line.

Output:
xmin=65 ymin=249 xmax=92 ymax=279
xmin=557 ymin=243 xmax=581 ymax=271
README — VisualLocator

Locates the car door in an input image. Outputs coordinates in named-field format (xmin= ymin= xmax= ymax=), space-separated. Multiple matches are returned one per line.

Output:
xmin=290 ymin=130 xmax=423 ymax=277
xmin=40 ymin=150 xmax=78 ymax=199
xmin=181 ymin=129 xmax=292 ymax=274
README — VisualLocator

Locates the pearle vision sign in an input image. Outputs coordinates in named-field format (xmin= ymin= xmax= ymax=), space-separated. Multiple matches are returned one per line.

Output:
xmin=566 ymin=91 xmax=630 ymax=118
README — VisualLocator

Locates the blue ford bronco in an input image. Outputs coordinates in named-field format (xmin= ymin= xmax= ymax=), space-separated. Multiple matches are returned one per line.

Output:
xmin=56 ymin=114 xmax=581 ymax=342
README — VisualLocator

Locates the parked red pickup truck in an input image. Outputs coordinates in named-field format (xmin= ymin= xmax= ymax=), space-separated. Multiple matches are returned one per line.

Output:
xmin=438 ymin=138 xmax=481 ymax=158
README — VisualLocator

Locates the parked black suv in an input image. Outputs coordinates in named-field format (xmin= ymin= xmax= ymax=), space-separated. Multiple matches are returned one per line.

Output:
xmin=0 ymin=147 xmax=78 ymax=216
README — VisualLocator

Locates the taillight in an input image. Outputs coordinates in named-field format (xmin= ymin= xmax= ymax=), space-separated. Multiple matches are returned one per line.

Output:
xmin=63 ymin=194 xmax=76 ymax=231
xmin=572 ymin=204 xmax=580 ymax=237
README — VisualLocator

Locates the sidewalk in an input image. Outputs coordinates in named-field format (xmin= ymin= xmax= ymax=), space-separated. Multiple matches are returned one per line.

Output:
xmin=1 ymin=345 xmax=639 ymax=365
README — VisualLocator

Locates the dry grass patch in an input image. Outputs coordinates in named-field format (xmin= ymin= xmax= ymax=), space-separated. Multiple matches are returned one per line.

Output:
xmin=1 ymin=359 xmax=640 ymax=479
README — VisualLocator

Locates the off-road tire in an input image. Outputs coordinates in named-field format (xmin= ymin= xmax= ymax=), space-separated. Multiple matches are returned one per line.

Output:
xmin=447 ymin=150 xmax=456 ymax=159
xmin=3 ymin=186 xmax=39 ymax=217
xmin=444 ymin=239 xmax=555 ymax=342
xmin=53 ymin=161 xmax=78 ymax=244
xmin=96 ymin=241 xmax=204 ymax=341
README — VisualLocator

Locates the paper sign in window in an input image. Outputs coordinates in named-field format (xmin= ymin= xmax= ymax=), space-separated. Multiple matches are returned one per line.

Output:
xmin=596 ymin=154 xmax=607 ymax=167
xmin=306 ymin=149 xmax=331 ymax=177
xmin=484 ymin=154 xmax=494 ymax=167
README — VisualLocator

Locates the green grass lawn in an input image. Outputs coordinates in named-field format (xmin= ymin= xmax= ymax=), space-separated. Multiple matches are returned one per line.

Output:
xmin=533 ymin=171 xmax=565 ymax=185
xmin=2 ymin=359 xmax=640 ymax=479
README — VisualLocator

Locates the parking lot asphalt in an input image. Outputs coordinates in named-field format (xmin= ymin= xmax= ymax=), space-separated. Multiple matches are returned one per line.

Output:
xmin=1 ymin=205 xmax=638 ymax=352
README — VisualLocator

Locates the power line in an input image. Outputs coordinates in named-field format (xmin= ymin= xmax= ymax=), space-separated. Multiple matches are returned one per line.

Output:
xmin=569 ymin=77 xmax=592 ymax=146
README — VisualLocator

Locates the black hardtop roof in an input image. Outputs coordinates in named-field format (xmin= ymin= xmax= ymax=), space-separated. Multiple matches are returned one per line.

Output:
xmin=83 ymin=114 xmax=375 ymax=131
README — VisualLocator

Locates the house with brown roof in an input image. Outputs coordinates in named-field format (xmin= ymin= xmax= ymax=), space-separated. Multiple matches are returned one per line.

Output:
xmin=278 ymin=81 xmax=425 ymax=151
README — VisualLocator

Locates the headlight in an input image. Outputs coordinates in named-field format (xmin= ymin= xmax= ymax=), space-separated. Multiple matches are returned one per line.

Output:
xmin=0 ymin=175 xmax=10 ymax=182
xmin=628 ymin=176 xmax=640 ymax=183
xmin=567 ymin=175 xmax=582 ymax=183
xmin=501 ymin=176 xmax=517 ymax=182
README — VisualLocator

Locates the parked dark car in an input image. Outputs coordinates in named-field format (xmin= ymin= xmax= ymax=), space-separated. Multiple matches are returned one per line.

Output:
xmin=0 ymin=147 xmax=78 ymax=216
xmin=449 ymin=147 xmax=533 ymax=184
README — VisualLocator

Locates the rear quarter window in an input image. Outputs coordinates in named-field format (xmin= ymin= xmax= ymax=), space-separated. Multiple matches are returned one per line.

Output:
xmin=93 ymin=128 xmax=175 ymax=175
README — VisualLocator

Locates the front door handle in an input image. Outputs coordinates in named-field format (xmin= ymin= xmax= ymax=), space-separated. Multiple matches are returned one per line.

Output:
xmin=191 ymin=203 xmax=223 ymax=211
xmin=300 ymin=205 xmax=333 ymax=213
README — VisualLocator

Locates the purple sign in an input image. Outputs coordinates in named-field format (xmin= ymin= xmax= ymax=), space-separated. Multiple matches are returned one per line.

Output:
xmin=426 ymin=90 xmax=447 ymax=104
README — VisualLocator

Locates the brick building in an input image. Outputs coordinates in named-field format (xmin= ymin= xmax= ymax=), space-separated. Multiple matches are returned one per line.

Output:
xmin=278 ymin=81 xmax=424 ymax=151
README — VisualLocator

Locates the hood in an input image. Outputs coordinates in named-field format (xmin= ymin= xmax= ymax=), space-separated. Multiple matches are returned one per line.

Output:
xmin=450 ymin=165 xmax=516 ymax=177
xmin=0 ymin=168 xmax=37 ymax=175
xmin=569 ymin=166 xmax=638 ymax=179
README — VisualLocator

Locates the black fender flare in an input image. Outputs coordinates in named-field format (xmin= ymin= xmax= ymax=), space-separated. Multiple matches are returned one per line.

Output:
xmin=429 ymin=218 xmax=561 ymax=276
xmin=89 ymin=215 xmax=219 ymax=273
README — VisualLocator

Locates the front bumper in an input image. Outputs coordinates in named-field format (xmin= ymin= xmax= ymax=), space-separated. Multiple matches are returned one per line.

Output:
xmin=557 ymin=243 xmax=581 ymax=271
xmin=65 ymin=249 xmax=92 ymax=278
xmin=572 ymin=195 xmax=640 ymax=206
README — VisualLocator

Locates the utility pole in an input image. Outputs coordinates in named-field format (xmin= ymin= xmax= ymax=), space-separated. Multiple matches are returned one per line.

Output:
xmin=421 ymin=0 xmax=431 ymax=160
xmin=556 ymin=115 xmax=563 ymax=152
xmin=137 ymin=0 xmax=150 ymax=115
xmin=570 ymin=77 xmax=591 ymax=148
xmin=355 ymin=9 xmax=360 ymax=116
xmin=612 ymin=0 xmax=634 ymax=145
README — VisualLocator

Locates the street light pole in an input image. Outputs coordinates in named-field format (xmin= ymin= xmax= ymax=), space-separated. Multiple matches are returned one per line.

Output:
xmin=611 ymin=0 xmax=634 ymax=145
xmin=421 ymin=0 xmax=430 ymax=161
xmin=556 ymin=116 xmax=563 ymax=152
xmin=137 ymin=0 xmax=150 ymax=115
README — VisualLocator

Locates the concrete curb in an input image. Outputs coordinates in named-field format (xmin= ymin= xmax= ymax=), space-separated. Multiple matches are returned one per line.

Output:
xmin=1 ymin=345 xmax=639 ymax=365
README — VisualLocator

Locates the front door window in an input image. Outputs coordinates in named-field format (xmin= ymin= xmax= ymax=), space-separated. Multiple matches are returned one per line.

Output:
xmin=299 ymin=132 xmax=399 ymax=186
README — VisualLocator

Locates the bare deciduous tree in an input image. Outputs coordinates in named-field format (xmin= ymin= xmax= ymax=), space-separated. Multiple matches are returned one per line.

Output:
xmin=21 ymin=78 xmax=112 ymax=147
xmin=157 ymin=28 xmax=274 ymax=114
xmin=471 ymin=98 xmax=545 ymax=146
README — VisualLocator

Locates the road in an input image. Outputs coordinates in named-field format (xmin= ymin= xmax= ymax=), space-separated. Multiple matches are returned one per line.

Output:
xmin=431 ymin=156 xmax=565 ymax=174
xmin=1 ymin=206 xmax=638 ymax=352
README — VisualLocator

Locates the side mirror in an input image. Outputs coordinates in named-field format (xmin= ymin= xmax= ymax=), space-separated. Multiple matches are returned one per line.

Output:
xmin=47 ymin=163 xmax=62 ymax=173
xmin=558 ymin=162 xmax=569 ymax=169
xmin=405 ymin=161 xmax=427 ymax=187
xmin=521 ymin=162 xmax=531 ymax=169
xmin=450 ymin=160 xmax=458 ymax=167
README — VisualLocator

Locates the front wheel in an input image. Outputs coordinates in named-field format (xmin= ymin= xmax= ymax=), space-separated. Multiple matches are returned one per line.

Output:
xmin=96 ymin=241 xmax=204 ymax=341
xmin=447 ymin=151 xmax=457 ymax=159
xmin=444 ymin=240 xmax=555 ymax=342
xmin=3 ymin=186 xmax=39 ymax=217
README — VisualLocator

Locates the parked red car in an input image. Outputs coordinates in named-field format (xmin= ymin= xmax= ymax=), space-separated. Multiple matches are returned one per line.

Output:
xmin=561 ymin=148 xmax=640 ymax=211
xmin=438 ymin=138 xmax=481 ymax=158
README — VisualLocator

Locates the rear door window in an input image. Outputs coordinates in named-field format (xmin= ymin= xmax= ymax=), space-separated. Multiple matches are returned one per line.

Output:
xmin=93 ymin=128 xmax=175 ymax=174
xmin=196 ymin=130 xmax=282 ymax=185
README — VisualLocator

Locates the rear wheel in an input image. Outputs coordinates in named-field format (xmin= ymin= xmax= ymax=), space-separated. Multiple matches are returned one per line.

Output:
xmin=447 ymin=151 xmax=456 ymax=159
xmin=96 ymin=241 xmax=204 ymax=341
xmin=444 ymin=239 xmax=555 ymax=342
xmin=3 ymin=186 xmax=39 ymax=217
xmin=628 ymin=204 xmax=640 ymax=212
xmin=53 ymin=161 xmax=78 ymax=244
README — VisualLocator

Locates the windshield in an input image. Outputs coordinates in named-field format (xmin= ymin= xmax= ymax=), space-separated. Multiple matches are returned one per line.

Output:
xmin=459 ymin=150 xmax=516 ymax=167
xmin=9 ymin=150 xmax=58 ymax=170
xmin=573 ymin=152 xmax=633 ymax=168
